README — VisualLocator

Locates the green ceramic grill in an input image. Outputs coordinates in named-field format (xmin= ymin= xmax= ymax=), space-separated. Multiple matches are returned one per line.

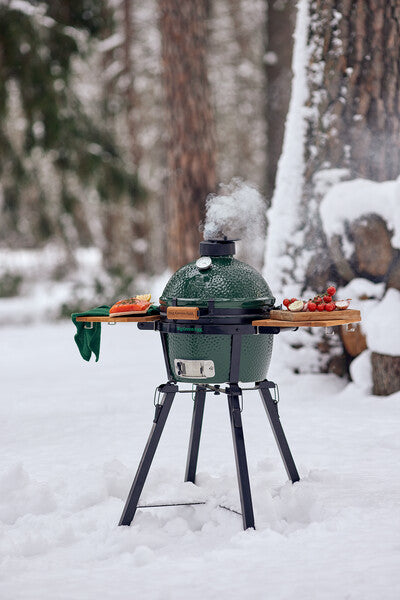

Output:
xmin=140 ymin=238 xmax=277 ymax=384
xmin=120 ymin=239 xmax=302 ymax=532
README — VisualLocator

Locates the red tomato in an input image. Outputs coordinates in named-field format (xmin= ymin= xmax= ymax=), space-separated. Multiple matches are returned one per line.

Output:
xmin=314 ymin=296 xmax=323 ymax=304
xmin=308 ymin=302 xmax=317 ymax=311
xmin=327 ymin=286 xmax=336 ymax=296
xmin=317 ymin=303 xmax=325 ymax=312
xmin=290 ymin=298 xmax=297 ymax=303
xmin=323 ymin=294 xmax=332 ymax=303
xmin=325 ymin=302 xmax=336 ymax=311
xmin=283 ymin=298 xmax=290 ymax=308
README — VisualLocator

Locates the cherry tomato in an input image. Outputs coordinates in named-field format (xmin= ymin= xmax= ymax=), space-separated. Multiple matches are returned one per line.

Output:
xmin=325 ymin=302 xmax=336 ymax=311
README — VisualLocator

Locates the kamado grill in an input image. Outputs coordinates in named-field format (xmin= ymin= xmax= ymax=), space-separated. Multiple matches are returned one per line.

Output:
xmin=157 ymin=237 xmax=276 ymax=385
xmin=77 ymin=237 xmax=361 ymax=531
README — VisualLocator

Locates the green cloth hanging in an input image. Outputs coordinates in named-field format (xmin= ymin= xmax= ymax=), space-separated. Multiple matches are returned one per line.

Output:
xmin=71 ymin=305 xmax=111 ymax=362
xmin=71 ymin=304 xmax=160 ymax=362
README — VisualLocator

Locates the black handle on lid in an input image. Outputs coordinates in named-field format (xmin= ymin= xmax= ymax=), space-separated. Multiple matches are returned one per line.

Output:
xmin=199 ymin=238 xmax=237 ymax=256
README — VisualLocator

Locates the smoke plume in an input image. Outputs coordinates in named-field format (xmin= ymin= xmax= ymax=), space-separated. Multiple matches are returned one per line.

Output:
xmin=203 ymin=179 xmax=266 ymax=269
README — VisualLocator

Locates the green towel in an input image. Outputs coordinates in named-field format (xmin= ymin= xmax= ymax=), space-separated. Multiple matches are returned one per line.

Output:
xmin=71 ymin=304 xmax=160 ymax=362
xmin=71 ymin=305 xmax=111 ymax=362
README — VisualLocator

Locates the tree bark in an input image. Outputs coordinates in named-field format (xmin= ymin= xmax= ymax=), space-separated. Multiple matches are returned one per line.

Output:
xmin=305 ymin=0 xmax=400 ymax=185
xmin=298 ymin=1 xmax=400 ymax=391
xmin=294 ymin=0 xmax=400 ymax=292
xmin=123 ymin=0 xmax=142 ymax=167
xmin=265 ymin=0 xmax=296 ymax=200
xmin=160 ymin=0 xmax=217 ymax=271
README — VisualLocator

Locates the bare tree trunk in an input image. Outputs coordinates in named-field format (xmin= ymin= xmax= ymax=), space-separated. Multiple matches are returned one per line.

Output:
xmin=297 ymin=1 xmax=400 ymax=392
xmin=123 ymin=0 xmax=142 ymax=167
xmin=301 ymin=0 xmax=400 ymax=291
xmin=306 ymin=0 xmax=400 ymax=185
xmin=122 ymin=0 xmax=154 ymax=274
xmin=265 ymin=0 xmax=296 ymax=200
xmin=160 ymin=0 xmax=217 ymax=271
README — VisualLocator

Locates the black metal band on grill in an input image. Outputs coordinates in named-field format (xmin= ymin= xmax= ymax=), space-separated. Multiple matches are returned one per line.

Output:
xmin=160 ymin=298 xmax=276 ymax=314
xmin=137 ymin=321 xmax=281 ymax=335
xmin=159 ymin=314 xmax=269 ymax=326
xmin=159 ymin=300 xmax=275 ymax=325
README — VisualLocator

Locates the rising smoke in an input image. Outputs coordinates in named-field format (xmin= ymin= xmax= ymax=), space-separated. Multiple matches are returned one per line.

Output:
xmin=203 ymin=179 xmax=266 ymax=269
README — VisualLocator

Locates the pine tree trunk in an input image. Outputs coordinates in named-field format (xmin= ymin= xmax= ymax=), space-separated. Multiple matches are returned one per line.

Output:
xmin=160 ymin=0 xmax=216 ymax=271
xmin=302 ymin=0 xmax=400 ymax=291
xmin=265 ymin=0 xmax=296 ymax=200
xmin=306 ymin=0 xmax=400 ymax=185
xmin=228 ymin=0 xmax=254 ymax=175
xmin=123 ymin=0 xmax=142 ymax=167
xmin=298 ymin=1 xmax=400 ymax=392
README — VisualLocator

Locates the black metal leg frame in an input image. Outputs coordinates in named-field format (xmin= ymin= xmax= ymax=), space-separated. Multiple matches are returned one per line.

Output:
xmin=119 ymin=379 xmax=299 ymax=530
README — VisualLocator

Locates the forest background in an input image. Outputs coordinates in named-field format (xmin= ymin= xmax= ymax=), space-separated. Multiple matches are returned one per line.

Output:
xmin=0 ymin=0 xmax=399 ymax=395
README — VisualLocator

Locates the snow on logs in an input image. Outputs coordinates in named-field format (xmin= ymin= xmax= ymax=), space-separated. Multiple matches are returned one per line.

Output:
xmin=320 ymin=177 xmax=400 ymax=395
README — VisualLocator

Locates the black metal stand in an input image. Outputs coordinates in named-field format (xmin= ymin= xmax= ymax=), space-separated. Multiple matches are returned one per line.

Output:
xmin=185 ymin=385 xmax=206 ymax=483
xmin=227 ymin=384 xmax=255 ymax=529
xmin=118 ymin=382 xmax=178 ymax=526
xmin=119 ymin=379 xmax=299 ymax=530
xmin=258 ymin=381 xmax=300 ymax=483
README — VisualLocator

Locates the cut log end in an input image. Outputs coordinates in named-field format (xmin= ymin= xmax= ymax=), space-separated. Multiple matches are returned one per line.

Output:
xmin=371 ymin=352 xmax=400 ymax=396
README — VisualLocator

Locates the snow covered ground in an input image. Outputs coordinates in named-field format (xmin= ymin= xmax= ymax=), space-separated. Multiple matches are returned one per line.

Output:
xmin=1 ymin=321 xmax=400 ymax=599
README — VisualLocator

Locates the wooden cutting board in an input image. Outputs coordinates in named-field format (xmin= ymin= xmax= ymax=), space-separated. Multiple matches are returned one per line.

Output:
xmin=269 ymin=309 xmax=361 ymax=322
xmin=253 ymin=308 xmax=361 ymax=328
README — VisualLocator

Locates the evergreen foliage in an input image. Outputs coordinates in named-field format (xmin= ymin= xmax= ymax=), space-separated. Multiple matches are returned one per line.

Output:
xmin=0 ymin=0 xmax=142 ymax=248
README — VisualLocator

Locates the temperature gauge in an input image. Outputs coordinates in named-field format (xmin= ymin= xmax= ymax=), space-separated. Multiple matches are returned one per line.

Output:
xmin=196 ymin=256 xmax=212 ymax=271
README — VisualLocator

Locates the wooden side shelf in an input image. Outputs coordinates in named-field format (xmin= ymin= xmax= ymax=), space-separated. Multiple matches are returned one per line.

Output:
xmin=252 ymin=319 xmax=356 ymax=328
xmin=253 ymin=315 xmax=361 ymax=328
xmin=76 ymin=315 xmax=160 ymax=323
xmin=269 ymin=309 xmax=361 ymax=322
xmin=77 ymin=313 xmax=361 ymax=328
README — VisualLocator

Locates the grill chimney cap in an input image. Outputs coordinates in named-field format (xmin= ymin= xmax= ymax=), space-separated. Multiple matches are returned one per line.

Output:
xmin=199 ymin=237 xmax=237 ymax=256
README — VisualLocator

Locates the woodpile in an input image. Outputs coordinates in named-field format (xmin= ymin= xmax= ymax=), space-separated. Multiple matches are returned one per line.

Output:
xmin=328 ymin=213 xmax=399 ymax=396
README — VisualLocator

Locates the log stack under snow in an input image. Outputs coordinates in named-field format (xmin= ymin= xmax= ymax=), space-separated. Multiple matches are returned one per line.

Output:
xmin=320 ymin=178 xmax=400 ymax=396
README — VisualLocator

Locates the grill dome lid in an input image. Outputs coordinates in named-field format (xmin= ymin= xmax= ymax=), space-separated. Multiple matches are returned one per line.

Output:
xmin=160 ymin=239 xmax=275 ymax=310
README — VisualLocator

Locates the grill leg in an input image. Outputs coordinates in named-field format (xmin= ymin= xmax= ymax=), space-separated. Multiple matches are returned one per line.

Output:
xmin=119 ymin=382 xmax=178 ymax=526
xmin=227 ymin=386 xmax=255 ymax=530
xmin=258 ymin=380 xmax=300 ymax=483
xmin=185 ymin=385 xmax=206 ymax=484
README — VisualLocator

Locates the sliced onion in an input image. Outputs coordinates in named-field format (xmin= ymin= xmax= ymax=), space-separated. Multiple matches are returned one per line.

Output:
xmin=335 ymin=299 xmax=351 ymax=310
xmin=288 ymin=300 xmax=304 ymax=312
